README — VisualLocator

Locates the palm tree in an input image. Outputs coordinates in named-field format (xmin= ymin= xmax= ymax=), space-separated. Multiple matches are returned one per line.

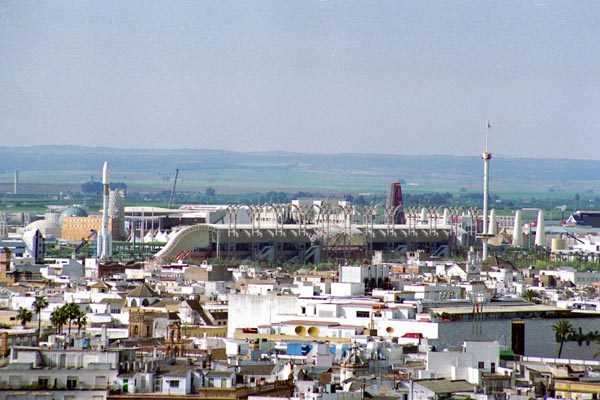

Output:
xmin=552 ymin=320 xmax=575 ymax=358
xmin=521 ymin=289 xmax=540 ymax=304
xmin=16 ymin=307 xmax=33 ymax=328
xmin=50 ymin=306 xmax=68 ymax=334
xmin=33 ymin=296 xmax=49 ymax=342
xmin=75 ymin=308 xmax=87 ymax=334
xmin=64 ymin=303 xmax=81 ymax=336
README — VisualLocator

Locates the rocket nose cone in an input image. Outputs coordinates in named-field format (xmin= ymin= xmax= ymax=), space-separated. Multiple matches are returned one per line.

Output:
xmin=102 ymin=162 xmax=109 ymax=184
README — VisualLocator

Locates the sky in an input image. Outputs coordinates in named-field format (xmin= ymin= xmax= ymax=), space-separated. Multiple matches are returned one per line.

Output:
xmin=1 ymin=1 xmax=600 ymax=160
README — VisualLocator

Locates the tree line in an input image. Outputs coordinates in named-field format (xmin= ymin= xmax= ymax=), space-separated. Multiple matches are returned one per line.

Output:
xmin=16 ymin=296 xmax=87 ymax=343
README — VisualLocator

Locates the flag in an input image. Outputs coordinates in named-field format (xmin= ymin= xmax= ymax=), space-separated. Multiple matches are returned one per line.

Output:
xmin=486 ymin=120 xmax=492 ymax=129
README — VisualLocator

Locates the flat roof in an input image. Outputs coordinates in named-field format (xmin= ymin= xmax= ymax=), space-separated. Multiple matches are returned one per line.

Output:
xmin=424 ymin=303 xmax=564 ymax=315
xmin=414 ymin=379 xmax=475 ymax=393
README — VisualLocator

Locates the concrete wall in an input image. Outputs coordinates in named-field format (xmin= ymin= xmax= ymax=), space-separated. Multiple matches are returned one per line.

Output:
xmin=427 ymin=351 xmax=471 ymax=378
xmin=464 ymin=341 xmax=499 ymax=369
xmin=330 ymin=282 xmax=364 ymax=297
xmin=374 ymin=319 xmax=440 ymax=340
xmin=339 ymin=266 xmax=365 ymax=283
xmin=433 ymin=317 xmax=600 ymax=360
xmin=227 ymin=293 xmax=299 ymax=337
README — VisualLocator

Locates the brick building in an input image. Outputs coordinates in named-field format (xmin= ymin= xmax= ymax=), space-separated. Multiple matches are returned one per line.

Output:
xmin=61 ymin=215 xmax=123 ymax=241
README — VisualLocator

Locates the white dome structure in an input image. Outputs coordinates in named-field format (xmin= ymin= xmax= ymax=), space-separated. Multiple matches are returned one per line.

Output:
xmin=24 ymin=219 xmax=60 ymax=239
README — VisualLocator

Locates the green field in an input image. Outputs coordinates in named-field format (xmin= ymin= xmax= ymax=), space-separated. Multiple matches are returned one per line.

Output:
xmin=0 ymin=147 xmax=599 ymax=214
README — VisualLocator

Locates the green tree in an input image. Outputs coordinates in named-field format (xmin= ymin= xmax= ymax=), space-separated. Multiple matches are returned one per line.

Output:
xmin=33 ymin=296 xmax=49 ymax=342
xmin=16 ymin=307 xmax=33 ymax=328
xmin=50 ymin=306 xmax=68 ymax=334
xmin=64 ymin=303 xmax=81 ymax=336
xmin=75 ymin=308 xmax=87 ymax=334
xmin=552 ymin=320 xmax=575 ymax=358
xmin=521 ymin=289 xmax=541 ymax=304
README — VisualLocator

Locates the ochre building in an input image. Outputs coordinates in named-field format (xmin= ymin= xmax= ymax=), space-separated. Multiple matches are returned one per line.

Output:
xmin=61 ymin=215 xmax=123 ymax=241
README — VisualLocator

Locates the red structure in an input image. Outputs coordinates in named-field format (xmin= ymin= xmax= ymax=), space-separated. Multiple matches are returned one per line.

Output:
xmin=385 ymin=182 xmax=405 ymax=224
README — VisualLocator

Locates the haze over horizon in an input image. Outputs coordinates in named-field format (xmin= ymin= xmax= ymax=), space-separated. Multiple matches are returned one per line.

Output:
xmin=2 ymin=2 xmax=600 ymax=160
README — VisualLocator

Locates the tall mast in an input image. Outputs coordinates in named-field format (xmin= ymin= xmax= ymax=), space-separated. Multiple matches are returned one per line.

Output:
xmin=482 ymin=120 xmax=492 ymax=260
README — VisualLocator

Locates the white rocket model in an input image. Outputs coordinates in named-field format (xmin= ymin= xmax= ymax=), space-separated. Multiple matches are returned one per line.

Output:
xmin=98 ymin=161 xmax=113 ymax=259
xmin=512 ymin=210 xmax=524 ymax=247
xmin=535 ymin=209 xmax=546 ymax=247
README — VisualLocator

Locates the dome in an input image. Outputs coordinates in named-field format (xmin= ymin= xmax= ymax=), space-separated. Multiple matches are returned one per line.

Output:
xmin=24 ymin=219 xmax=60 ymax=238
xmin=59 ymin=206 xmax=88 ymax=226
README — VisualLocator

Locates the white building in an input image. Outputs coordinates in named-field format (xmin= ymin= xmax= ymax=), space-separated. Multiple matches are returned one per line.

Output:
xmin=0 ymin=346 xmax=134 ymax=399
xmin=425 ymin=340 xmax=501 ymax=384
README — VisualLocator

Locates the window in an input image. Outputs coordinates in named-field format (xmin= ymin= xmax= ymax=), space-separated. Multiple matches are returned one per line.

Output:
xmin=38 ymin=377 xmax=49 ymax=388
xmin=356 ymin=311 xmax=370 ymax=318
xmin=67 ymin=376 xmax=78 ymax=390
xmin=478 ymin=361 xmax=484 ymax=369
xmin=169 ymin=380 xmax=180 ymax=388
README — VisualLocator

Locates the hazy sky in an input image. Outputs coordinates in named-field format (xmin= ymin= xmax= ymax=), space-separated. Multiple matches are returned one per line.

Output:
xmin=1 ymin=1 xmax=599 ymax=159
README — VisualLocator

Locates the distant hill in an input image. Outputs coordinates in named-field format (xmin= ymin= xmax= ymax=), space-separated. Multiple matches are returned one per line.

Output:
xmin=0 ymin=146 xmax=598 ymax=194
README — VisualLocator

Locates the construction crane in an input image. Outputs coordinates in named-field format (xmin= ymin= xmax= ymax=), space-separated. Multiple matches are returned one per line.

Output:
xmin=562 ymin=231 xmax=585 ymax=244
xmin=168 ymin=168 xmax=179 ymax=209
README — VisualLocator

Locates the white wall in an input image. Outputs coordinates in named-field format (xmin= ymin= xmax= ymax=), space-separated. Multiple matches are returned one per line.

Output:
xmin=227 ymin=293 xmax=299 ymax=337
xmin=330 ymin=282 xmax=364 ymax=296
xmin=246 ymin=283 xmax=275 ymax=295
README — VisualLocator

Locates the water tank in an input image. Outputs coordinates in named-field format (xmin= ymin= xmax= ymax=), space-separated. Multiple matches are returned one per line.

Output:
xmin=551 ymin=238 xmax=566 ymax=251
xmin=307 ymin=326 xmax=320 ymax=337
xmin=295 ymin=326 xmax=307 ymax=336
